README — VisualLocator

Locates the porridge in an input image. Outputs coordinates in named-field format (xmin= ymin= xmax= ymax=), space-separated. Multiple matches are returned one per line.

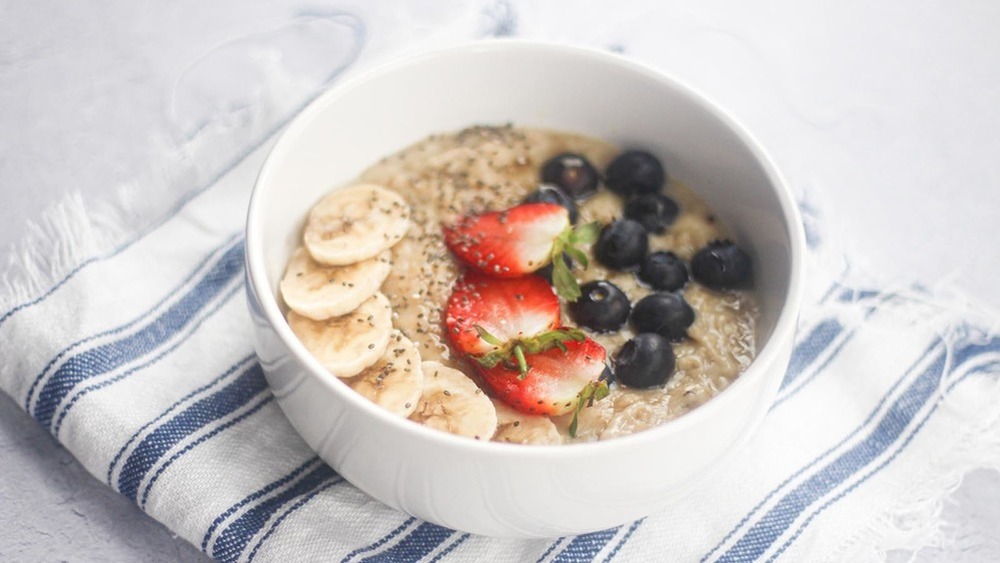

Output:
xmin=281 ymin=125 xmax=757 ymax=444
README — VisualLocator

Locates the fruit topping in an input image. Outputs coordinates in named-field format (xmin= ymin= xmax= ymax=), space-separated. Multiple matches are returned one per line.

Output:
xmin=624 ymin=193 xmax=679 ymax=234
xmin=637 ymin=251 xmax=688 ymax=291
xmin=630 ymin=292 xmax=695 ymax=342
xmin=476 ymin=337 xmax=609 ymax=436
xmin=594 ymin=219 xmax=648 ymax=270
xmin=570 ymin=280 xmax=631 ymax=333
xmin=614 ymin=333 xmax=676 ymax=388
xmin=445 ymin=273 xmax=585 ymax=377
xmin=443 ymin=202 xmax=600 ymax=301
xmin=605 ymin=150 xmax=666 ymax=196
xmin=541 ymin=152 xmax=600 ymax=200
xmin=691 ymin=240 xmax=752 ymax=290
xmin=411 ymin=361 xmax=498 ymax=440
xmin=523 ymin=184 xmax=579 ymax=224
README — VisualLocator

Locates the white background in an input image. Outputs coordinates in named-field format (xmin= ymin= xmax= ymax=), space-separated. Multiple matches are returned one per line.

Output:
xmin=1 ymin=1 xmax=998 ymax=560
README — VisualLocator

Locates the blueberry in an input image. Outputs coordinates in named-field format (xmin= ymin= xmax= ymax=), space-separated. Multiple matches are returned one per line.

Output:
xmin=594 ymin=220 xmax=648 ymax=270
xmin=614 ymin=333 xmax=676 ymax=388
xmin=605 ymin=150 xmax=666 ymax=196
xmin=523 ymin=184 xmax=579 ymax=224
xmin=638 ymin=251 xmax=688 ymax=291
xmin=624 ymin=193 xmax=679 ymax=234
xmin=630 ymin=292 xmax=695 ymax=342
xmin=599 ymin=364 xmax=615 ymax=385
xmin=570 ymin=280 xmax=631 ymax=332
xmin=691 ymin=240 xmax=752 ymax=290
xmin=541 ymin=152 xmax=599 ymax=200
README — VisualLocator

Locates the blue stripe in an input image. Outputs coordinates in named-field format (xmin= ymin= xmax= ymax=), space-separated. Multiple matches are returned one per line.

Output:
xmin=107 ymin=358 xmax=242 ymax=485
xmin=202 ymin=457 xmax=321 ymax=552
xmin=31 ymin=240 xmax=245 ymax=430
xmin=552 ymin=526 xmax=621 ymax=563
xmin=704 ymin=342 xmax=943 ymax=562
xmin=140 ymin=391 xmax=274 ymax=508
xmin=245 ymin=476 xmax=346 ymax=562
xmin=603 ymin=519 xmax=643 ymax=563
xmin=115 ymin=357 xmax=259 ymax=500
xmin=718 ymin=344 xmax=952 ymax=561
xmin=765 ymin=337 xmax=1000 ymax=561
xmin=427 ymin=533 xmax=470 ymax=563
xmin=536 ymin=538 xmax=568 ymax=563
xmin=0 ymin=17 xmax=365 ymax=333
xmin=773 ymin=293 xmax=898 ymax=410
xmin=342 ymin=518 xmax=418 ymax=563
xmin=23 ymin=234 xmax=240 ymax=413
xmin=777 ymin=319 xmax=844 ymax=391
xmin=211 ymin=463 xmax=339 ymax=562
xmin=51 ymin=280 xmax=244 ymax=436
xmin=359 ymin=522 xmax=455 ymax=563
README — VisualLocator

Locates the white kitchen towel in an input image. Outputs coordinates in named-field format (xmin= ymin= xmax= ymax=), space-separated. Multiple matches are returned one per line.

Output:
xmin=4 ymin=30 xmax=1000 ymax=563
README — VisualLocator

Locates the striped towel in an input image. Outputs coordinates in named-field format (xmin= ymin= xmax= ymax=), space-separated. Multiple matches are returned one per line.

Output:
xmin=3 ymin=55 xmax=1000 ymax=563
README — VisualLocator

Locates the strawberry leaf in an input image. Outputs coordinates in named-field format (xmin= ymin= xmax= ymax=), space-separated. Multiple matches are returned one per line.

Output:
xmin=474 ymin=324 xmax=505 ymax=347
xmin=551 ymin=255 xmax=581 ymax=302
xmin=570 ymin=221 xmax=601 ymax=245
xmin=563 ymin=245 xmax=589 ymax=269
xmin=548 ymin=221 xmax=603 ymax=302
xmin=470 ymin=328 xmax=585 ymax=379
xmin=513 ymin=344 xmax=529 ymax=379
xmin=568 ymin=380 xmax=610 ymax=438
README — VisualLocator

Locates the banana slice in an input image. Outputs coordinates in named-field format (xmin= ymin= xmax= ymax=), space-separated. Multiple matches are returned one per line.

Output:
xmin=304 ymin=184 xmax=411 ymax=266
xmin=280 ymin=247 xmax=391 ymax=320
xmin=492 ymin=401 xmax=563 ymax=445
xmin=411 ymin=361 xmax=497 ymax=441
xmin=346 ymin=331 xmax=423 ymax=417
xmin=286 ymin=292 xmax=393 ymax=377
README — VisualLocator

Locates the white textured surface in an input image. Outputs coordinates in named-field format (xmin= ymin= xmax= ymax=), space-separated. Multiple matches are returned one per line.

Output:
xmin=1 ymin=1 xmax=998 ymax=560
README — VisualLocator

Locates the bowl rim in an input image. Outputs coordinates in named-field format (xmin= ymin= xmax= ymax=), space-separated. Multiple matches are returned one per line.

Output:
xmin=245 ymin=38 xmax=806 ymax=459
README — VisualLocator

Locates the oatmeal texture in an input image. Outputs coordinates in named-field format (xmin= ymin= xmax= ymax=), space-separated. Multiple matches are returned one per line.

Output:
xmin=356 ymin=125 xmax=758 ymax=442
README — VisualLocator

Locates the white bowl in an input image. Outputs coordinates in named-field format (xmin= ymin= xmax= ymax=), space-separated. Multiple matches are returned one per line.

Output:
xmin=245 ymin=40 xmax=804 ymax=538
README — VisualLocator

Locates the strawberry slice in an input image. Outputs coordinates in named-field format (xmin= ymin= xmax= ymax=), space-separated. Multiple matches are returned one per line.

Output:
xmin=443 ymin=203 xmax=601 ymax=301
xmin=445 ymin=273 xmax=584 ymax=373
xmin=477 ymin=337 xmax=609 ymax=436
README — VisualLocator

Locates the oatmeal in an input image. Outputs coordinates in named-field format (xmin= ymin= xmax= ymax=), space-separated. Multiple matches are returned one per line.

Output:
xmin=283 ymin=124 xmax=758 ymax=444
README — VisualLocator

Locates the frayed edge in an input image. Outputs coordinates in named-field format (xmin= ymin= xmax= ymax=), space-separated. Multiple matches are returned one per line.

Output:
xmin=0 ymin=180 xmax=176 ymax=313
xmin=0 ymin=26 xmax=369 ymax=316
xmin=825 ymin=335 xmax=1000 ymax=563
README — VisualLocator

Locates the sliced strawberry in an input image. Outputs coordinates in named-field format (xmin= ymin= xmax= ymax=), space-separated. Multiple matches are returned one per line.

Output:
xmin=446 ymin=272 xmax=560 ymax=355
xmin=444 ymin=203 xmax=567 ymax=277
xmin=476 ymin=337 xmax=608 ymax=423
xmin=443 ymin=203 xmax=601 ymax=301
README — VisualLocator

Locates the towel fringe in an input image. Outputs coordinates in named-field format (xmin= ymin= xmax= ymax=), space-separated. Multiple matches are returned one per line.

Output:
xmin=827 ymin=320 xmax=1000 ymax=563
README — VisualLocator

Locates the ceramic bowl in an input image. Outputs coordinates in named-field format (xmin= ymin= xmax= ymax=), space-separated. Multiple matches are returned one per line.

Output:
xmin=245 ymin=40 xmax=805 ymax=538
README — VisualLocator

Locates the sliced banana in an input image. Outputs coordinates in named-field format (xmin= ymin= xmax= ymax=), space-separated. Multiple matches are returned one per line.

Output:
xmin=492 ymin=401 xmax=562 ymax=445
xmin=280 ymin=247 xmax=391 ymax=320
xmin=304 ymin=183 xmax=411 ymax=266
xmin=346 ymin=331 xmax=423 ymax=417
xmin=286 ymin=292 xmax=393 ymax=378
xmin=411 ymin=361 xmax=497 ymax=441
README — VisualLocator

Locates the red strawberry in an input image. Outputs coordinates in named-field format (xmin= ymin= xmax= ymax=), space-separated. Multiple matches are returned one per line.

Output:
xmin=477 ymin=337 xmax=609 ymax=433
xmin=445 ymin=272 xmax=561 ymax=357
xmin=443 ymin=203 xmax=601 ymax=301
